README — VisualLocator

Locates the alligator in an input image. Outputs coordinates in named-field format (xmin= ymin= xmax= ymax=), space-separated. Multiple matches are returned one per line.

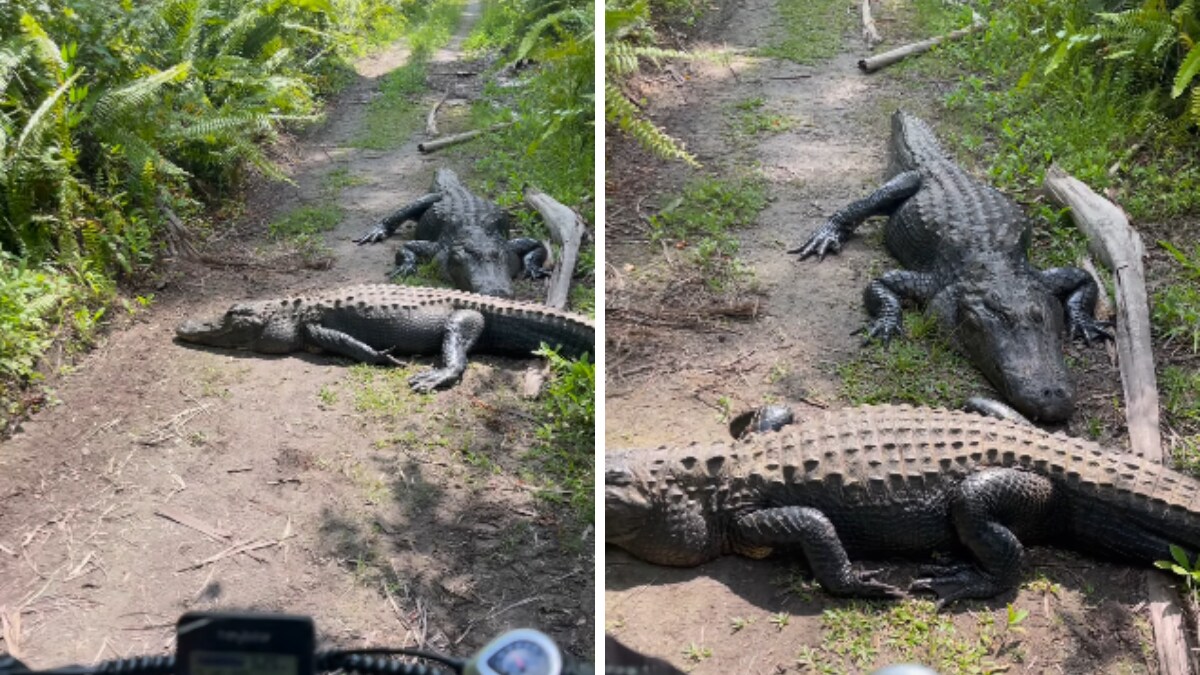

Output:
xmin=354 ymin=168 xmax=548 ymax=298
xmin=790 ymin=111 xmax=1111 ymax=422
xmin=605 ymin=404 xmax=1200 ymax=603
xmin=176 ymin=285 xmax=593 ymax=392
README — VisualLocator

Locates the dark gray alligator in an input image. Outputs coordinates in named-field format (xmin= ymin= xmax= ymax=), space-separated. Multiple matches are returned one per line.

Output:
xmin=790 ymin=111 xmax=1111 ymax=422
xmin=606 ymin=404 xmax=1200 ymax=603
xmin=354 ymin=168 xmax=548 ymax=298
xmin=176 ymin=285 xmax=593 ymax=392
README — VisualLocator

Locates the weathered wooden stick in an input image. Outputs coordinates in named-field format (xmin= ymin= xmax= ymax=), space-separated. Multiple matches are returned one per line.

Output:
xmin=524 ymin=186 xmax=587 ymax=311
xmin=858 ymin=15 xmax=984 ymax=72
xmin=426 ymin=91 xmax=448 ymax=137
xmin=417 ymin=123 xmax=512 ymax=153
xmin=1043 ymin=164 xmax=1161 ymax=459
xmin=861 ymin=0 xmax=882 ymax=47
xmin=1044 ymin=165 xmax=1187 ymax=673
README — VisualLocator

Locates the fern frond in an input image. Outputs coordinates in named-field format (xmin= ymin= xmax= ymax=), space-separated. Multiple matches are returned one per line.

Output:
xmin=1190 ymin=86 xmax=1200 ymax=126
xmin=605 ymin=82 xmax=698 ymax=166
xmin=91 ymin=62 xmax=191 ymax=126
xmin=17 ymin=13 xmax=66 ymax=80
xmin=14 ymin=71 xmax=80 ymax=158
xmin=1174 ymin=41 xmax=1200 ymax=97
xmin=513 ymin=8 xmax=592 ymax=64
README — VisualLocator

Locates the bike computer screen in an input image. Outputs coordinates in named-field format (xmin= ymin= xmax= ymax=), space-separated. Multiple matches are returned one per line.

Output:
xmin=177 ymin=612 xmax=315 ymax=675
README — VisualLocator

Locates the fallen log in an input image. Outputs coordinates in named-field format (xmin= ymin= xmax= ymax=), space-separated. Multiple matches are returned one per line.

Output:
xmin=1043 ymin=165 xmax=1187 ymax=675
xmin=417 ymin=123 xmax=512 ymax=153
xmin=1043 ymin=164 xmax=1160 ymax=459
xmin=524 ymin=186 xmax=587 ymax=311
xmin=862 ymin=0 xmax=882 ymax=48
xmin=858 ymin=14 xmax=984 ymax=73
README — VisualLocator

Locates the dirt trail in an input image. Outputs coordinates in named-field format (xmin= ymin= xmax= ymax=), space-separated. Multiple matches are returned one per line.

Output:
xmin=605 ymin=3 xmax=1152 ymax=673
xmin=0 ymin=4 xmax=593 ymax=666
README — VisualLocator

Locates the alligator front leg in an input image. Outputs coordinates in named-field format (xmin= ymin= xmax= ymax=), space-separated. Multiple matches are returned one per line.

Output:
xmin=734 ymin=507 xmax=905 ymax=598
xmin=354 ymin=193 xmax=443 ymax=244
xmin=408 ymin=309 xmax=485 ymax=392
xmin=303 ymin=324 xmax=403 ymax=365
xmin=389 ymin=240 xmax=443 ymax=280
xmin=911 ymin=469 xmax=1055 ymax=605
xmin=790 ymin=170 xmax=922 ymax=261
xmin=508 ymin=237 xmax=550 ymax=279
xmin=860 ymin=269 xmax=938 ymax=343
xmin=1039 ymin=267 xmax=1113 ymax=344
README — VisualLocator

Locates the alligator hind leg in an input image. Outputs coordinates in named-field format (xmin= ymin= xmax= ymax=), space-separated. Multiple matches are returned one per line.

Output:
xmin=790 ymin=170 xmax=922 ymax=261
xmin=408 ymin=309 xmax=484 ymax=392
xmin=735 ymin=507 xmax=905 ymax=598
xmin=860 ymin=269 xmax=938 ymax=342
xmin=1039 ymin=267 xmax=1113 ymax=344
xmin=355 ymin=193 xmax=443 ymax=244
xmin=911 ymin=469 xmax=1057 ymax=604
xmin=389 ymin=240 xmax=442 ymax=279
xmin=508 ymin=237 xmax=550 ymax=279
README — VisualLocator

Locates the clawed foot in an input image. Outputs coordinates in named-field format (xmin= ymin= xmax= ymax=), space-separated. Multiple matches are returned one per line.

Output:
xmin=825 ymin=568 xmax=907 ymax=599
xmin=1068 ymin=315 xmax=1114 ymax=345
xmin=910 ymin=565 xmax=1006 ymax=607
xmin=408 ymin=367 xmax=461 ymax=393
xmin=525 ymin=265 xmax=551 ymax=280
xmin=788 ymin=220 xmax=849 ymax=261
xmin=354 ymin=226 xmax=389 ymax=245
xmin=387 ymin=263 xmax=417 ymax=280
xmin=853 ymin=317 xmax=904 ymax=345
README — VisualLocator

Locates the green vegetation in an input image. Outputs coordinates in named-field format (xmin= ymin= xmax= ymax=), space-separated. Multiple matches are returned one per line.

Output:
xmin=357 ymin=0 xmax=465 ymax=149
xmin=0 ymin=0 xmax=458 ymax=428
xmin=528 ymin=347 xmax=595 ymax=523
xmin=757 ymin=0 xmax=854 ymax=63
xmin=648 ymin=174 xmax=769 ymax=290
xmin=729 ymin=97 xmax=794 ymax=136
xmin=681 ymin=643 xmax=713 ymax=663
xmin=1155 ymin=543 xmax=1200 ymax=603
xmin=837 ymin=312 xmax=984 ymax=408
xmin=795 ymin=600 xmax=1026 ymax=673
xmin=1154 ymin=241 xmax=1200 ymax=353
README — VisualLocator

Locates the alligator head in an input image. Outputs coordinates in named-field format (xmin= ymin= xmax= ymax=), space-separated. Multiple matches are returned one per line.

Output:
xmin=935 ymin=276 xmax=1074 ymax=422
xmin=605 ymin=453 xmax=723 ymax=567
xmin=445 ymin=239 xmax=517 ymax=298
xmin=176 ymin=301 xmax=300 ymax=353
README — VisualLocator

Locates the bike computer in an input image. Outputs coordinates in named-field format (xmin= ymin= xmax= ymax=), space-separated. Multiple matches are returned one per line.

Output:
xmin=464 ymin=629 xmax=562 ymax=675
xmin=176 ymin=612 xmax=315 ymax=675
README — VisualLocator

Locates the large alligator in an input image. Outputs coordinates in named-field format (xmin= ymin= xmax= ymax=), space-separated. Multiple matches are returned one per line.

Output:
xmin=790 ymin=111 xmax=1111 ymax=422
xmin=354 ymin=168 xmax=548 ymax=298
xmin=176 ymin=285 xmax=593 ymax=392
xmin=605 ymin=404 xmax=1199 ymax=603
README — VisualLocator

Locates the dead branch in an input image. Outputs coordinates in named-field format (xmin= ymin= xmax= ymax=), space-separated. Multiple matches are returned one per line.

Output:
xmin=858 ymin=13 xmax=985 ymax=73
xmin=426 ymin=91 xmax=449 ymax=137
xmin=1148 ymin=573 xmax=1198 ymax=675
xmin=417 ymin=123 xmax=512 ymax=154
xmin=1043 ymin=164 xmax=1160 ymax=459
xmin=862 ymin=0 xmax=882 ymax=47
xmin=524 ymin=186 xmax=587 ymax=310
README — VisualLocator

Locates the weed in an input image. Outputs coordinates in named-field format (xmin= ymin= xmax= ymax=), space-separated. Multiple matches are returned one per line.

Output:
xmin=756 ymin=0 xmax=854 ymax=63
xmin=268 ymin=205 xmax=344 ymax=239
xmin=730 ymin=616 xmax=754 ymax=633
xmin=773 ymin=566 xmax=819 ymax=601
xmin=347 ymin=364 xmax=433 ymax=421
xmin=318 ymin=386 xmax=339 ymax=407
xmin=527 ymin=348 xmax=595 ymax=524
xmin=323 ymin=167 xmax=368 ymax=194
xmin=681 ymin=643 xmax=712 ymax=663
xmin=769 ymin=613 xmax=791 ymax=631
xmin=837 ymin=314 xmax=984 ymax=408
xmin=729 ymin=97 xmax=793 ymax=136
xmin=649 ymin=174 xmax=769 ymax=290
xmin=1157 ymin=544 xmax=1200 ymax=604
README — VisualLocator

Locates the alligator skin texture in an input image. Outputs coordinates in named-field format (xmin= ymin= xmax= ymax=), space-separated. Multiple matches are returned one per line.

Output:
xmin=176 ymin=285 xmax=593 ymax=392
xmin=606 ymin=405 xmax=1200 ymax=604
xmin=789 ymin=111 xmax=1112 ymax=422
xmin=353 ymin=169 xmax=548 ymax=298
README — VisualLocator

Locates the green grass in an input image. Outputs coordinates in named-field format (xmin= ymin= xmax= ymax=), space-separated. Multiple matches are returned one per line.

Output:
xmin=268 ymin=205 xmax=344 ymax=239
xmin=756 ymin=0 xmax=853 ymax=63
xmin=795 ymin=600 xmax=1024 ymax=673
xmin=836 ymin=312 xmax=985 ymax=408
xmin=649 ymin=173 xmax=769 ymax=290
xmin=729 ymin=97 xmax=794 ymax=136
xmin=1153 ymin=241 xmax=1200 ymax=354
xmin=345 ymin=364 xmax=434 ymax=419
xmin=527 ymin=348 xmax=595 ymax=524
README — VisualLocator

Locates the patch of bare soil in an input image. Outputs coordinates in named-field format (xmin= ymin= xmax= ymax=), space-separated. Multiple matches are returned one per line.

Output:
xmin=605 ymin=2 xmax=1161 ymax=673
xmin=0 ymin=2 xmax=593 ymax=667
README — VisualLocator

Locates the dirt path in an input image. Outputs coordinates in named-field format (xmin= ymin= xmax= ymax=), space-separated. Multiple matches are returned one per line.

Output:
xmin=605 ymin=3 xmax=1153 ymax=673
xmin=0 ymin=4 xmax=593 ymax=666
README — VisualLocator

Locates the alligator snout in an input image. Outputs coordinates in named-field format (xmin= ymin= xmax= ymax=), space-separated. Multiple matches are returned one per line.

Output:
xmin=1004 ymin=380 xmax=1074 ymax=423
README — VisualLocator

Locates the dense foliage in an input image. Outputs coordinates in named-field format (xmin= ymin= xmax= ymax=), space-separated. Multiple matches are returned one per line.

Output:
xmin=0 ymin=0 xmax=429 ymax=426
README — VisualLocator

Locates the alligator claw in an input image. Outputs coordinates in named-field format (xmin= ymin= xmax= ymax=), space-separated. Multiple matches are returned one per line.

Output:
xmin=354 ymin=226 xmax=390 ymax=245
xmin=1069 ymin=318 xmax=1114 ymax=345
xmin=788 ymin=221 xmax=847 ymax=261
xmin=855 ymin=318 xmax=903 ymax=345
xmin=910 ymin=566 xmax=1005 ymax=606
xmin=832 ymin=570 xmax=906 ymax=599
xmin=526 ymin=266 xmax=551 ymax=280
xmin=388 ymin=262 xmax=418 ymax=280
xmin=408 ymin=367 xmax=460 ymax=393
